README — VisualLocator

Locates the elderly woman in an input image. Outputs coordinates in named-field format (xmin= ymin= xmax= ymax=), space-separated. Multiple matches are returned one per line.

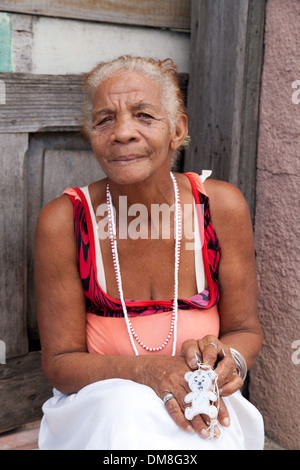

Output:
xmin=36 ymin=56 xmax=264 ymax=450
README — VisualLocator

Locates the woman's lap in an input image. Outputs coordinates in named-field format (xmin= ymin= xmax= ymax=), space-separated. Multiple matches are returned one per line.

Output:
xmin=38 ymin=379 xmax=264 ymax=450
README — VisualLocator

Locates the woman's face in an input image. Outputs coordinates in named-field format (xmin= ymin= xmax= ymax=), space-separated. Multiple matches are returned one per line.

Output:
xmin=90 ymin=71 xmax=186 ymax=186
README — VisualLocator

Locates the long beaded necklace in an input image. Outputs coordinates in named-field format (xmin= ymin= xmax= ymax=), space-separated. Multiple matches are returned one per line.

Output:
xmin=106 ymin=172 xmax=181 ymax=356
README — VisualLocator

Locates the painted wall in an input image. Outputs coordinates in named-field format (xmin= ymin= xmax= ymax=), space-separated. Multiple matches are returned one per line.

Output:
xmin=250 ymin=0 xmax=300 ymax=450
xmin=0 ymin=12 xmax=190 ymax=74
xmin=0 ymin=13 xmax=13 ymax=72
xmin=31 ymin=16 xmax=190 ymax=74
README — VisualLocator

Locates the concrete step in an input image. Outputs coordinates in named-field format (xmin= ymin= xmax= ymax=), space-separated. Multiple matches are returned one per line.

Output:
xmin=264 ymin=435 xmax=286 ymax=450
xmin=0 ymin=421 xmax=40 ymax=450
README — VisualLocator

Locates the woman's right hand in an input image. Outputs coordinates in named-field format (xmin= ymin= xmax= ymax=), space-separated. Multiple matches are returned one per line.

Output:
xmin=141 ymin=353 xmax=220 ymax=439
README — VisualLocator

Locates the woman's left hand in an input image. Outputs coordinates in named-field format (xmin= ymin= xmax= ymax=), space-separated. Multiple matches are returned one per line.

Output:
xmin=181 ymin=336 xmax=244 ymax=429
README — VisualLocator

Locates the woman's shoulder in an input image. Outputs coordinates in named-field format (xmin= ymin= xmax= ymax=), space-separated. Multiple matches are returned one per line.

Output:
xmin=35 ymin=195 xmax=75 ymax=241
xmin=34 ymin=194 xmax=79 ymax=275
xmin=202 ymin=179 xmax=253 ymax=248
xmin=203 ymin=179 xmax=250 ymax=216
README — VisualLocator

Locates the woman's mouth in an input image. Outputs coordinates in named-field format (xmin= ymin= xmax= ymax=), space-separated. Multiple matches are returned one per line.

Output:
xmin=112 ymin=155 xmax=146 ymax=164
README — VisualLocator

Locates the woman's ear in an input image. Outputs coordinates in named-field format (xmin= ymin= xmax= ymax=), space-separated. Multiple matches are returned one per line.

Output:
xmin=170 ymin=114 xmax=188 ymax=151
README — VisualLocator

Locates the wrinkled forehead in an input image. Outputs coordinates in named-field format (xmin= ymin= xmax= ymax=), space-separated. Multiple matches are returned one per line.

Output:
xmin=92 ymin=70 xmax=165 ymax=111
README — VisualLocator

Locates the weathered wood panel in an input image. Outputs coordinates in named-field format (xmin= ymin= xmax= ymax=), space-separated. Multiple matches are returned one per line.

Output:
xmin=0 ymin=73 xmax=189 ymax=134
xmin=11 ymin=13 xmax=33 ymax=74
xmin=42 ymin=150 xmax=105 ymax=205
xmin=0 ymin=352 xmax=52 ymax=433
xmin=0 ymin=133 xmax=29 ymax=359
xmin=185 ymin=0 xmax=266 ymax=219
xmin=238 ymin=0 xmax=267 ymax=215
xmin=0 ymin=0 xmax=191 ymax=30
xmin=0 ymin=73 xmax=84 ymax=133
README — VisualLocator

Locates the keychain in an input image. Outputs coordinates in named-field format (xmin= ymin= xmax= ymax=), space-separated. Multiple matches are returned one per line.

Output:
xmin=184 ymin=353 xmax=222 ymax=439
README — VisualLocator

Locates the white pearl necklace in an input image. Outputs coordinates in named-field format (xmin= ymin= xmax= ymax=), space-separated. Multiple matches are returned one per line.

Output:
xmin=106 ymin=172 xmax=181 ymax=356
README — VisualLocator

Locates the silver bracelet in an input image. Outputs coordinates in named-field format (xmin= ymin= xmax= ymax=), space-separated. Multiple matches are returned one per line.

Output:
xmin=230 ymin=348 xmax=248 ymax=382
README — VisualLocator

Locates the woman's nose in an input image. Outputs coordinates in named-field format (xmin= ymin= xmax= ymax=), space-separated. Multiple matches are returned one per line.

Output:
xmin=110 ymin=116 xmax=139 ymax=144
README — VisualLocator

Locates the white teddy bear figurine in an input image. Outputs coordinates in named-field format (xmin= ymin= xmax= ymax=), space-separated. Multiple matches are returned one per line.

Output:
xmin=184 ymin=366 xmax=219 ymax=421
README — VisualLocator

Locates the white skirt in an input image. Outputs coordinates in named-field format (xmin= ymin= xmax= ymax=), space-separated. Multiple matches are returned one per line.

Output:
xmin=38 ymin=379 xmax=264 ymax=450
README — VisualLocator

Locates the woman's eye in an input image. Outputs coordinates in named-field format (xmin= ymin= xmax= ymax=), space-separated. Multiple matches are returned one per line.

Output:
xmin=101 ymin=117 xmax=112 ymax=124
xmin=97 ymin=116 xmax=113 ymax=126
xmin=137 ymin=112 xmax=153 ymax=119
xmin=136 ymin=113 xmax=154 ymax=124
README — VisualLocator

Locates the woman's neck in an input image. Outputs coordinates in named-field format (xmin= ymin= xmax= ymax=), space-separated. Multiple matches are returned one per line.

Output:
xmin=107 ymin=168 xmax=175 ymax=214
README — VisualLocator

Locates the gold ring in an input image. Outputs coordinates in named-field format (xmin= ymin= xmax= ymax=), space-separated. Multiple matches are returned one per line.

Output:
xmin=204 ymin=342 xmax=218 ymax=349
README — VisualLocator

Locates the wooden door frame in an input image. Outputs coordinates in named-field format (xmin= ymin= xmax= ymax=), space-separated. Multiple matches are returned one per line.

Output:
xmin=185 ymin=0 xmax=266 ymax=220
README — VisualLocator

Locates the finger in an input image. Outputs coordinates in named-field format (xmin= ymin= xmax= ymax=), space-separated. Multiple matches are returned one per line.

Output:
xmin=190 ymin=413 xmax=214 ymax=439
xmin=214 ymin=355 xmax=236 ymax=388
xmin=180 ymin=339 xmax=200 ymax=370
xmin=180 ymin=403 xmax=218 ymax=440
xmin=198 ymin=336 xmax=220 ymax=368
xmin=217 ymin=398 xmax=230 ymax=428
xmin=219 ymin=372 xmax=244 ymax=396
xmin=164 ymin=396 xmax=195 ymax=434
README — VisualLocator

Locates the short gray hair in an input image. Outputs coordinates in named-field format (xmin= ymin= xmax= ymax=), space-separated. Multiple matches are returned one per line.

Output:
xmin=81 ymin=55 xmax=187 ymax=140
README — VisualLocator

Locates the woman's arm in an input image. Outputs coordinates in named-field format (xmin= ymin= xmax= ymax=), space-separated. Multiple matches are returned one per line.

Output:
xmin=35 ymin=195 xmax=147 ymax=394
xmin=176 ymin=180 xmax=263 ymax=432
xmin=203 ymin=179 xmax=263 ymax=370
